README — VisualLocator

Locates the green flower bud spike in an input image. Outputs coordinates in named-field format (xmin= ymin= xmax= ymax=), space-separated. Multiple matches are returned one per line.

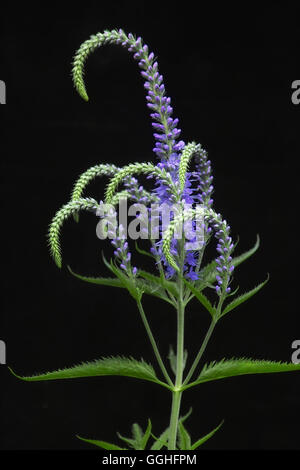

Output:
xmin=48 ymin=197 xmax=99 ymax=268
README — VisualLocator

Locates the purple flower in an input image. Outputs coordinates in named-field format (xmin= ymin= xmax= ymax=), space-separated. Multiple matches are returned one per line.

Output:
xmin=186 ymin=269 xmax=199 ymax=281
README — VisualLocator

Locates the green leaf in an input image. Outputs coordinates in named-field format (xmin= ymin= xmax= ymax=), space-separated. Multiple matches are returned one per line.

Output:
xmin=76 ymin=435 xmax=126 ymax=450
xmin=135 ymin=242 xmax=156 ymax=259
xmin=116 ymin=420 xmax=152 ymax=450
xmin=190 ymin=420 xmax=224 ymax=449
xmin=102 ymin=255 xmax=142 ymax=301
xmin=9 ymin=356 xmax=167 ymax=388
xmin=140 ymin=419 xmax=152 ymax=450
xmin=197 ymin=235 xmax=260 ymax=288
xmin=117 ymin=432 xmax=138 ymax=450
xmin=67 ymin=265 xmax=173 ymax=305
xmin=131 ymin=423 xmax=144 ymax=443
xmin=221 ymin=275 xmax=269 ymax=317
xmin=177 ymin=421 xmax=191 ymax=450
xmin=196 ymin=259 xmax=218 ymax=289
xmin=183 ymin=358 xmax=300 ymax=390
xmin=135 ymin=279 xmax=175 ymax=305
xmin=182 ymin=277 xmax=216 ymax=318
xmin=150 ymin=430 xmax=169 ymax=450
xmin=67 ymin=265 xmax=124 ymax=288
xmin=168 ymin=345 xmax=188 ymax=376
xmin=168 ymin=345 xmax=177 ymax=376
xmin=150 ymin=408 xmax=192 ymax=450
xmin=232 ymin=234 xmax=260 ymax=268
xmin=138 ymin=270 xmax=178 ymax=298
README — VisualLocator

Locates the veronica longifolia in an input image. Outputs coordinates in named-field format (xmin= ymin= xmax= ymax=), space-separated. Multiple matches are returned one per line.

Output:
xmin=10 ymin=29 xmax=300 ymax=451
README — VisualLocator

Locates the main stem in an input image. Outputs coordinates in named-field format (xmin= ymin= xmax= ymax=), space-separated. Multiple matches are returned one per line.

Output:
xmin=168 ymin=245 xmax=185 ymax=450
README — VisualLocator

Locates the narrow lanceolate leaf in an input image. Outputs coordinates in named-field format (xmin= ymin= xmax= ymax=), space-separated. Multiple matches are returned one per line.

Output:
xmin=76 ymin=435 xmax=126 ymax=450
xmin=182 ymin=277 xmax=216 ymax=318
xmin=190 ymin=421 xmax=224 ymax=450
xmin=150 ymin=408 xmax=192 ymax=450
xmin=231 ymin=234 xmax=260 ymax=267
xmin=9 ymin=356 xmax=166 ymax=387
xmin=220 ymin=275 xmax=269 ymax=317
xmin=177 ymin=421 xmax=191 ymax=450
xmin=102 ymin=255 xmax=142 ymax=301
xmin=67 ymin=265 xmax=124 ymax=288
xmin=140 ymin=419 xmax=152 ymax=450
xmin=183 ymin=358 xmax=300 ymax=390
xmin=135 ymin=242 xmax=156 ymax=259
xmin=197 ymin=235 xmax=260 ymax=288
xmin=68 ymin=265 xmax=173 ymax=304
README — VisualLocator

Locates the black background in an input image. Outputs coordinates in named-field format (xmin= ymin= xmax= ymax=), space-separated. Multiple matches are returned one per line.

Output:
xmin=1 ymin=2 xmax=300 ymax=452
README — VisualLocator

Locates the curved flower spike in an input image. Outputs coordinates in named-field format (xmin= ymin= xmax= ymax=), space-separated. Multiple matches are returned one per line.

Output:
xmin=71 ymin=164 xmax=119 ymax=202
xmin=72 ymin=29 xmax=184 ymax=161
xmin=104 ymin=162 xmax=177 ymax=204
xmin=48 ymin=197 xmax=100 ymax=268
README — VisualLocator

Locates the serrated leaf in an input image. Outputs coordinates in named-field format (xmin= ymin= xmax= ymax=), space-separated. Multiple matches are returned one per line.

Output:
xmin=232 ymin=234 xmax=260 ymax=267
xmin=67 ymin=265 xmax=172 ymax=304
xmin=9 ymin=356 xmax=167 ymax=388
xmin=177 ymin=421 xmax=191 ymax=450
xmin=102 ymin=255 xmax=142 ymax=301
xmin=76 ymin=435 xmax=126 ymax=450
xmin=67 ymin=265 xmax=124 ymax=288
xmin=116 ymin=419 xmax=151 ymax=450
xmin=197 ymin=235 xmax=260 ymax=288
xmin=190 ymin=420 xmax=224 ymax=449
xmin=221 ymin=275 xmax=269 ymax=317
xmin=183 ymin=358 xmax=300 ymax=390
xmin=182 ymin=277 xmax=216 ymax=318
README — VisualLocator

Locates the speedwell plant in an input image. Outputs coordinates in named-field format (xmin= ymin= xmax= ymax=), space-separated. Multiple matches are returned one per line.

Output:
xmin=10 ymin=29 xmax=300 ymax=450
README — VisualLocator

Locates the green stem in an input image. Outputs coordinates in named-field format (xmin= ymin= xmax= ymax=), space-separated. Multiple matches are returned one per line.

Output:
xmin=136 ymin=299 xmax=173 ymax=388
xmin=183 ymin=319 xmax=216 ymax=386
xmin=183 ymin=294 xmax=225 ymax=386
xmin=168 ymin=242 xmax=185 ymax=450
xmin=168 ymin=390 xmax=182 ymax=449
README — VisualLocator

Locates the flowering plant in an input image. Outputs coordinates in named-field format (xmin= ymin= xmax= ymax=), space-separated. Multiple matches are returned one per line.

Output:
xmin=10 ymin=29 xmax=300 ymax=450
